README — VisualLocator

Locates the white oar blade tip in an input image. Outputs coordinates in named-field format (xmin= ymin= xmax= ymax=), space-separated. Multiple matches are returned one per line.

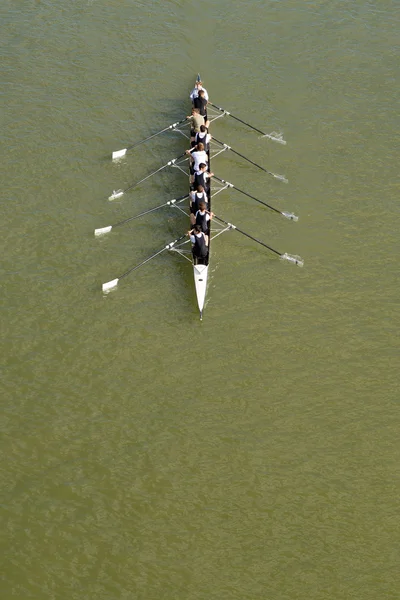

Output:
xmin=281 ymin=253 xmax=304 ymax=267
xmin=94 ymin=226 xmax=112 ymax=236
xmin=102 ymin=278 xmax=119 ymax=292
xmin=109 ymin=190 xmax=124 ymax=200
xmin=112 ymin=149 xmax=127 ymax=160
xmin=282 ymin=212 xmax=299 ymax=222
xmin=263 ymin=132 xmax=287 ymax=145
xmin=274 ymin=174 xmax=288 ymax=184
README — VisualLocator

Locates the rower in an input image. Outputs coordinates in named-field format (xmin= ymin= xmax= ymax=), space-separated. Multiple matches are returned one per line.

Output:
xmin=190 ymin=185 xmax=208 ymax=225
xmin=195 ymin=201 xmax=213 ymax=234
xmin=186 ymin=142 xmax=208 ymax=183
xmin=189 ymin=80 xmax=209 ymax=102
xmin=188 ymin=224 xmax=209 ymax=263
xmin=193 ymin=163 xmax=214 ymax=192
xmin=188 ymin=142 xmax=208 ymax=171
xmin=194 ymin=125 xmax=211 ymax=152
xmin=193 ymin=90 xmax=209 ymax=127
xmin=186 ymin=108 xmax=205 ymax=142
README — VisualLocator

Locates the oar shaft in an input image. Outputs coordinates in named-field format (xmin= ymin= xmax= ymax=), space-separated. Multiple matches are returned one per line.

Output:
xmin=102 ymin=234 xmax=187 ymax=291
xmin=212 ymin=138 xmax=286 ymax=182
xmin=209 ymin=103 xmax=266 ymax=136
xmin=126 ymin=119 xmax=187 ymax=151
xmin=233 ymin=186 xmax=281 ymax=214
xmin=213 ymin=138 xmax=271 ymax=175
xmin=124 ymin=166 xmax=165 ymax=193
xmin=213 ymin=214 xmax=281 ymax=257
xmin=124 ymin=152 xmax=187 ymax=193
xmin=114 ymin=195 xmax=189 ymax=228
xmin=120 ymin=249 xmax=166 ymax=281
xmin=119 ymin=234 xmax=187 ymax=281
xmin=213 ymin=176 xmax=281 ymax=215
xmin=230 ymin=147 xmax=265 ymax=171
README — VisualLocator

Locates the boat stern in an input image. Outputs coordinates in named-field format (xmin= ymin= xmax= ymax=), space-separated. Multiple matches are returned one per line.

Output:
xmin=193 ymin=263 xmax=209 ymax=317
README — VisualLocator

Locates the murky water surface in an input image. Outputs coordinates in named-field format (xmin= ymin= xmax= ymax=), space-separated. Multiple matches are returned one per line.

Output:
xmin=1 ymin=1 xmax=398 ymax=598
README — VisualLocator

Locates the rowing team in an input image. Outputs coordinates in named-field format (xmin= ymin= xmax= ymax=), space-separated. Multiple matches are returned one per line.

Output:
xmin=186 ymin=145 xmax=214 ymax=263
xmin=185 ymin=80 xmax=214 ymax=262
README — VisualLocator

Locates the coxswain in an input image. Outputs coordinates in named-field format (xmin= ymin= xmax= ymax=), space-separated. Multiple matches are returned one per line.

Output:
xmin=194 ymin=125 xmax=212 ymax=152
xmin=188 ymin=224 xmax=209 ymax=263
xmin=186 ymin=108 xmax=205 ymax=142
xmin=195 ymin=201 xmax=214 ymax=234
xmin=193 ymin=90 xmax=209 ymax=127
xmin=189 ymin=80 xmax=209 ymax=102
xmin=193 ymin=163 xmax=214 ymax=192
xmin=190 ymin=185 xmax=209 ymax=225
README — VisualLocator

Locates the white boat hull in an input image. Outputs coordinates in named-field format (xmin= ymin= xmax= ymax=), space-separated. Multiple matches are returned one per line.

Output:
xmin=193 ymin=263 xmax=208 ymax=318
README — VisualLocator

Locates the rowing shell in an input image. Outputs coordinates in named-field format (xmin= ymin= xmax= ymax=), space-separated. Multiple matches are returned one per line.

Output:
xmin=99 ymin=77 xmax=303 ymax=317
xmin=192 ymin=74 xmax=209 ymax=320
xmin=173 ymin=76 xmax=239 ymax=318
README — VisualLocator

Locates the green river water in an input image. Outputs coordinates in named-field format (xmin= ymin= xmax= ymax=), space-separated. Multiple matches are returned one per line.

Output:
xmin=1 ymin=1 xmax=399 ymax=598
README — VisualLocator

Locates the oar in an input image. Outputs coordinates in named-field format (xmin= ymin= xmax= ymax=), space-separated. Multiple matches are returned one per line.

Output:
xmin=212 ymin=138 xmax=288 ymax=183
xmin=112 ymin=119 xmax=187 ymax=159
xmin=213 ymin=176 xmax=298 ymax=221
xmin=212 ymin=214 xmax=303 ymax=266
xmin=102 ymin=233 xmax=187 ymax=292
xmin=95 ymin=194 xmax=189 ymax=236
xmin=209 ymin=102 xmax=286 ymax=145
xmin=109 ymin=152 xmax=187 ymax=200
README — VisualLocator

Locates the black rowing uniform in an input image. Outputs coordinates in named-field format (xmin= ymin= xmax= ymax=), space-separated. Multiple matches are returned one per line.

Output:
xmin=195 ymin=210 xmax=211 ymax=234
xmin=193 ymin=95 xmax=208 ymax=119
xmin=194 ymin=131 xmax=210 ymax=152
xmin=191 ymin=232 xmax=208 ymax=259
xmin=194 ymin=169 xmax=210 ymax=192
xmin=190 ymin=191 xmax=208 ymax=214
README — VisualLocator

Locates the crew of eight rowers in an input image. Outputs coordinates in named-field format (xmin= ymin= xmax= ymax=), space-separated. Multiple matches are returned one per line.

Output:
xmin=185 ymin=80 xmax=214 ymax=263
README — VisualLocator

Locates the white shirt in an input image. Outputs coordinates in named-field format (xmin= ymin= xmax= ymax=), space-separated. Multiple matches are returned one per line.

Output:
xmin=189 ymin=85 xmax=209 ymax=102
xmin=191 ymin=150 xmax=208 ymax=171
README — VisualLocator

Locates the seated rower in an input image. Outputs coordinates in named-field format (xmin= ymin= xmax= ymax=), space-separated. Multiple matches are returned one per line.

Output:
xmin=193 ymin=90 xmax=209 ymax=128
xmin=194 ymin=125 xmax=211 ymax=152
xmin=195 ymin=201 xmax=214 ymax=234
xmin=186 ymin=142 xmax=208 ymax=182
xmin=187 ymin=142 xmax=208 ymax=169
xmin=193 ymin=163 xmax=214 ymax=192
xmin=190 ymin=185 xmax=208 ymax=225
xmin=189 ymin=80 xmax=209 ymax=102
xmin=188 ymin=224 xmax=209 ymax=263
xmin=186 ymin=108 xmax=205 ymax=142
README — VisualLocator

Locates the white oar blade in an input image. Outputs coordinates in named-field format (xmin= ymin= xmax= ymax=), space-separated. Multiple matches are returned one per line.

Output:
xmin=112 ymin=148 xmax=127 ymax=160
xmin=94 ymin=225 xmax=112 ymax=236
xmin=281 ymin=212 xmax=299 ymax=222
xmin=273 ymin=174 xmax=289 ymax=184
xmin=102 ymin=278 xmax=119 ymax=292
xmin=281 ymin=253 xmax=304 ymax=267
xmin=263 ymin=132 xmax=287 ymax=145
xmin=109 ymin=189 xmax=124 ymax=200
